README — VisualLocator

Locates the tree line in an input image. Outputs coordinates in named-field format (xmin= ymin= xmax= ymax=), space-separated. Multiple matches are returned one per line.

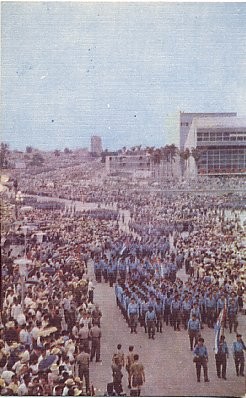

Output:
xmin=1 ymin=142 xmax=205 ymax=172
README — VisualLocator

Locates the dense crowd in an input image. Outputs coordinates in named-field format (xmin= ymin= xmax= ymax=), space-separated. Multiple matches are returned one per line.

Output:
xmin=1 ymin=206 xmax=124 ymax=396
xmin=0 ymin=165 xmax=245 ymax=395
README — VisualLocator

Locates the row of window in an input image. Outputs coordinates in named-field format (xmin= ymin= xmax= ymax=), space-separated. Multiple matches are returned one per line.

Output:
xmin=197 ymin=148 xmax=246 ymax=173
xmin=199 ymin=148 xmax=245 ymax=155
xmin=109 ymin=156 xmax=148 ymax=161
xmin=200 ymin=154 xmax=245 ymax=161
xmin=199 ymin=168 xmax=246 ymax=174
xmin=197 ymin=131 xmax=246 ymax=142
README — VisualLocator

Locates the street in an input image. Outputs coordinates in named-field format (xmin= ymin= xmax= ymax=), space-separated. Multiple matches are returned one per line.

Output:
xmin=89 ymin=267 xmax=246 ymax=397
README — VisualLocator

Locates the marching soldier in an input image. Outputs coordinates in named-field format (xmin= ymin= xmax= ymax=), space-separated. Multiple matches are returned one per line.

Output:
xmin=112 ymin=260 xmax=118 ymax=283
xmin=171 ymin=295 xmax=181 ymax=331
xmin=108 ymin=262 xmax=114 ymax=287
xmin=118 ymin=260 xmax=126 ymax=282
xmin=102 ymin=258 xmax=109 ymax=283
xmin=214 ymin=335 xmax=229 ymax=380
xmin=190 ymin=302 xmax=201 ymax=323
xmin=182 ymin=295 xmax=192 ymax=330
xmin=232 ymin=334 xmax=246 ymax=377
xmin=187 ymin=314 xmax=200 ymax=351
xmin=205 ymin=292 xmax=216 ymax=328
xmin=139 ymin=298 xmax=148 ymax=333
xmin=164 ymin=292 xmax=172 ymax=326
xmin=94 ymin=259 xmax=102 ymax=283
xmin=155 ymin=298 xmax=164 ymax=333
xmin=145 ymin=306 xmax=157 ymax=339
xmin=193 ymin=337 xmax=210 ymax=383
xmin=127 ymin=297 xmax=139 ymax=334
xmin=228 ymin=298 xmax=238 ymax=334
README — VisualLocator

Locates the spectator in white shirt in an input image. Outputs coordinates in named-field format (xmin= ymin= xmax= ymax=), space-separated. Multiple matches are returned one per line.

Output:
xmin=30 ymin=320 xmax=41 ymax=347
xmin=11 ymin=298 xmax=22 ymax=321
xmin=1 ymin=364 xmax=15 ymax=385
xmin=19 ymin=325 xmax=29 ymax=346
xmin=17 ymin=373 xmax=30 ymax=396
xmin=16 ymin=312 xmax=26 ymax=327
xmin=5 ymin=289 xmax=16 ymax=307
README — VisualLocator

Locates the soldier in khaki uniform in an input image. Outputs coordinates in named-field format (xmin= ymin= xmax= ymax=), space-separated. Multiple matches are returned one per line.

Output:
xmin=91 ymin=304 xmax=102 ymax=327
xmin=90 ymin=323 xmax=101 ymax=362
xmin=78 ymin=323 xmax=90 ymax=352
xmin=126 ymin=346 xmax=135 ymax=389
xmin=112 ymin=344 xmax=125 ymax=369
xmin=130 ymin=354 xmax=145 ymax=396
xmin=76 ymin=346 xmax=90 ymax=393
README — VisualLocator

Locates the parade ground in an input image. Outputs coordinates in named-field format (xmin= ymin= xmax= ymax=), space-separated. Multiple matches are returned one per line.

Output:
xmin=88 ymin=264 xmax=246 ymax=397
xmin=2 ymin=191 xmax=245 ymax=397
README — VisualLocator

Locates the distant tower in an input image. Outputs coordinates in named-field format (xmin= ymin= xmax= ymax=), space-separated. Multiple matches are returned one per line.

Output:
xmin=91 ymin=135 xmax=103 ymax=154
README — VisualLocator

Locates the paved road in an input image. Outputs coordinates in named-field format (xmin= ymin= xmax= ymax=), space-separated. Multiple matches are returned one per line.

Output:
xmin=88 ymin=269 xmax=246 ymax=397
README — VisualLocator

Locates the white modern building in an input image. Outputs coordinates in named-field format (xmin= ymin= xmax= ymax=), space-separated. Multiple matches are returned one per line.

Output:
xmin=179 ymin=112 xmax=236 ymax=150
xmin=184 ymin=116 xmax=246 ymax=177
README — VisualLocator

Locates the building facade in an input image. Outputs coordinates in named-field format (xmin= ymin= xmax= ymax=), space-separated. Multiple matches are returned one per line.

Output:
xmin=91 ymin=135 xmax=102 ymax=154
xmin=105 ymin=154 xmax=152 ymax=178
xmin=179 ymin=112 xmax=237 ymax=150
xmin=105 ymin=153 xmax=181 ymax=180
xmin=184 ymin=116 xmax=246 ymax=177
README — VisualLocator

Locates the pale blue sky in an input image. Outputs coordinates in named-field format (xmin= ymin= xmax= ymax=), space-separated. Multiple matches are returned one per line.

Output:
xmin=1 ymin=2 xmax=246 ymax=151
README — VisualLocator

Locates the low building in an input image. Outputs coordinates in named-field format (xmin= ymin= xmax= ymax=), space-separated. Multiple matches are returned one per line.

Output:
xmin=15 ymin=161 xmax=26 ymax=169
xmin=105 ymin=154 xmax=152 ymax=178
xmin=184 ymin=116 xmax=246 ymax=177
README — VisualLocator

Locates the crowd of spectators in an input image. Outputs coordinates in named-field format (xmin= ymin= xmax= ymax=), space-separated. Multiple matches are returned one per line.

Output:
xmin=0 ymin=160 xmax=245 ymax=395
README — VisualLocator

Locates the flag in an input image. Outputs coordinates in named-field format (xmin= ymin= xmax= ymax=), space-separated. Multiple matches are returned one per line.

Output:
xmin=120 ymin=238 xmax=129 ymax=255
xmin=214 ymin=304 xmax=227 ymax=354
xmin=120 ymin=243 xmax=127 ymax=256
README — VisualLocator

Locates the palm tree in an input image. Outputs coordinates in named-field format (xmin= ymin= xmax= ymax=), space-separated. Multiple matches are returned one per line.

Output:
xmin=160 ymin=146 xmax=170 ymax=178
xmin=191 ymin=147 xmax=202 ymax=161
xmin=26 ymin=146 xmax=33 ymax=153
xmin=145 ymin=146 xmax=155 ymax=163
xmin=130 ymin=146 xmax=136 ymax=154
xmin=167 ymin=144 xmax=178 ymax=177
xmin=29 ymin=153 xmax=45 ymax=167
xmin=144 ymin=147 xmax=155 ymax=178
xmin=179 ymin=148 xmax=190 ymax=177
xmin=153 ymin=148 xmax=161 ymax=164
xmin=191 ymin=147 xmax=202 ymax=175
xmin=183 ymin=148 xmax=191 ymax=175
xmin=54 ymin=149 xmax=61 ymax=157
xmin=136 ymin=145 xmax=142 ymax=154
xmin=145 ymin=146 xmax=154 ymax=154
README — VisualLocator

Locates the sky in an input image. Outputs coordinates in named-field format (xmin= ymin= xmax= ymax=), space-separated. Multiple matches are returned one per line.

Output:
xmin=1 ymin=2 xmax=246 ymax=151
